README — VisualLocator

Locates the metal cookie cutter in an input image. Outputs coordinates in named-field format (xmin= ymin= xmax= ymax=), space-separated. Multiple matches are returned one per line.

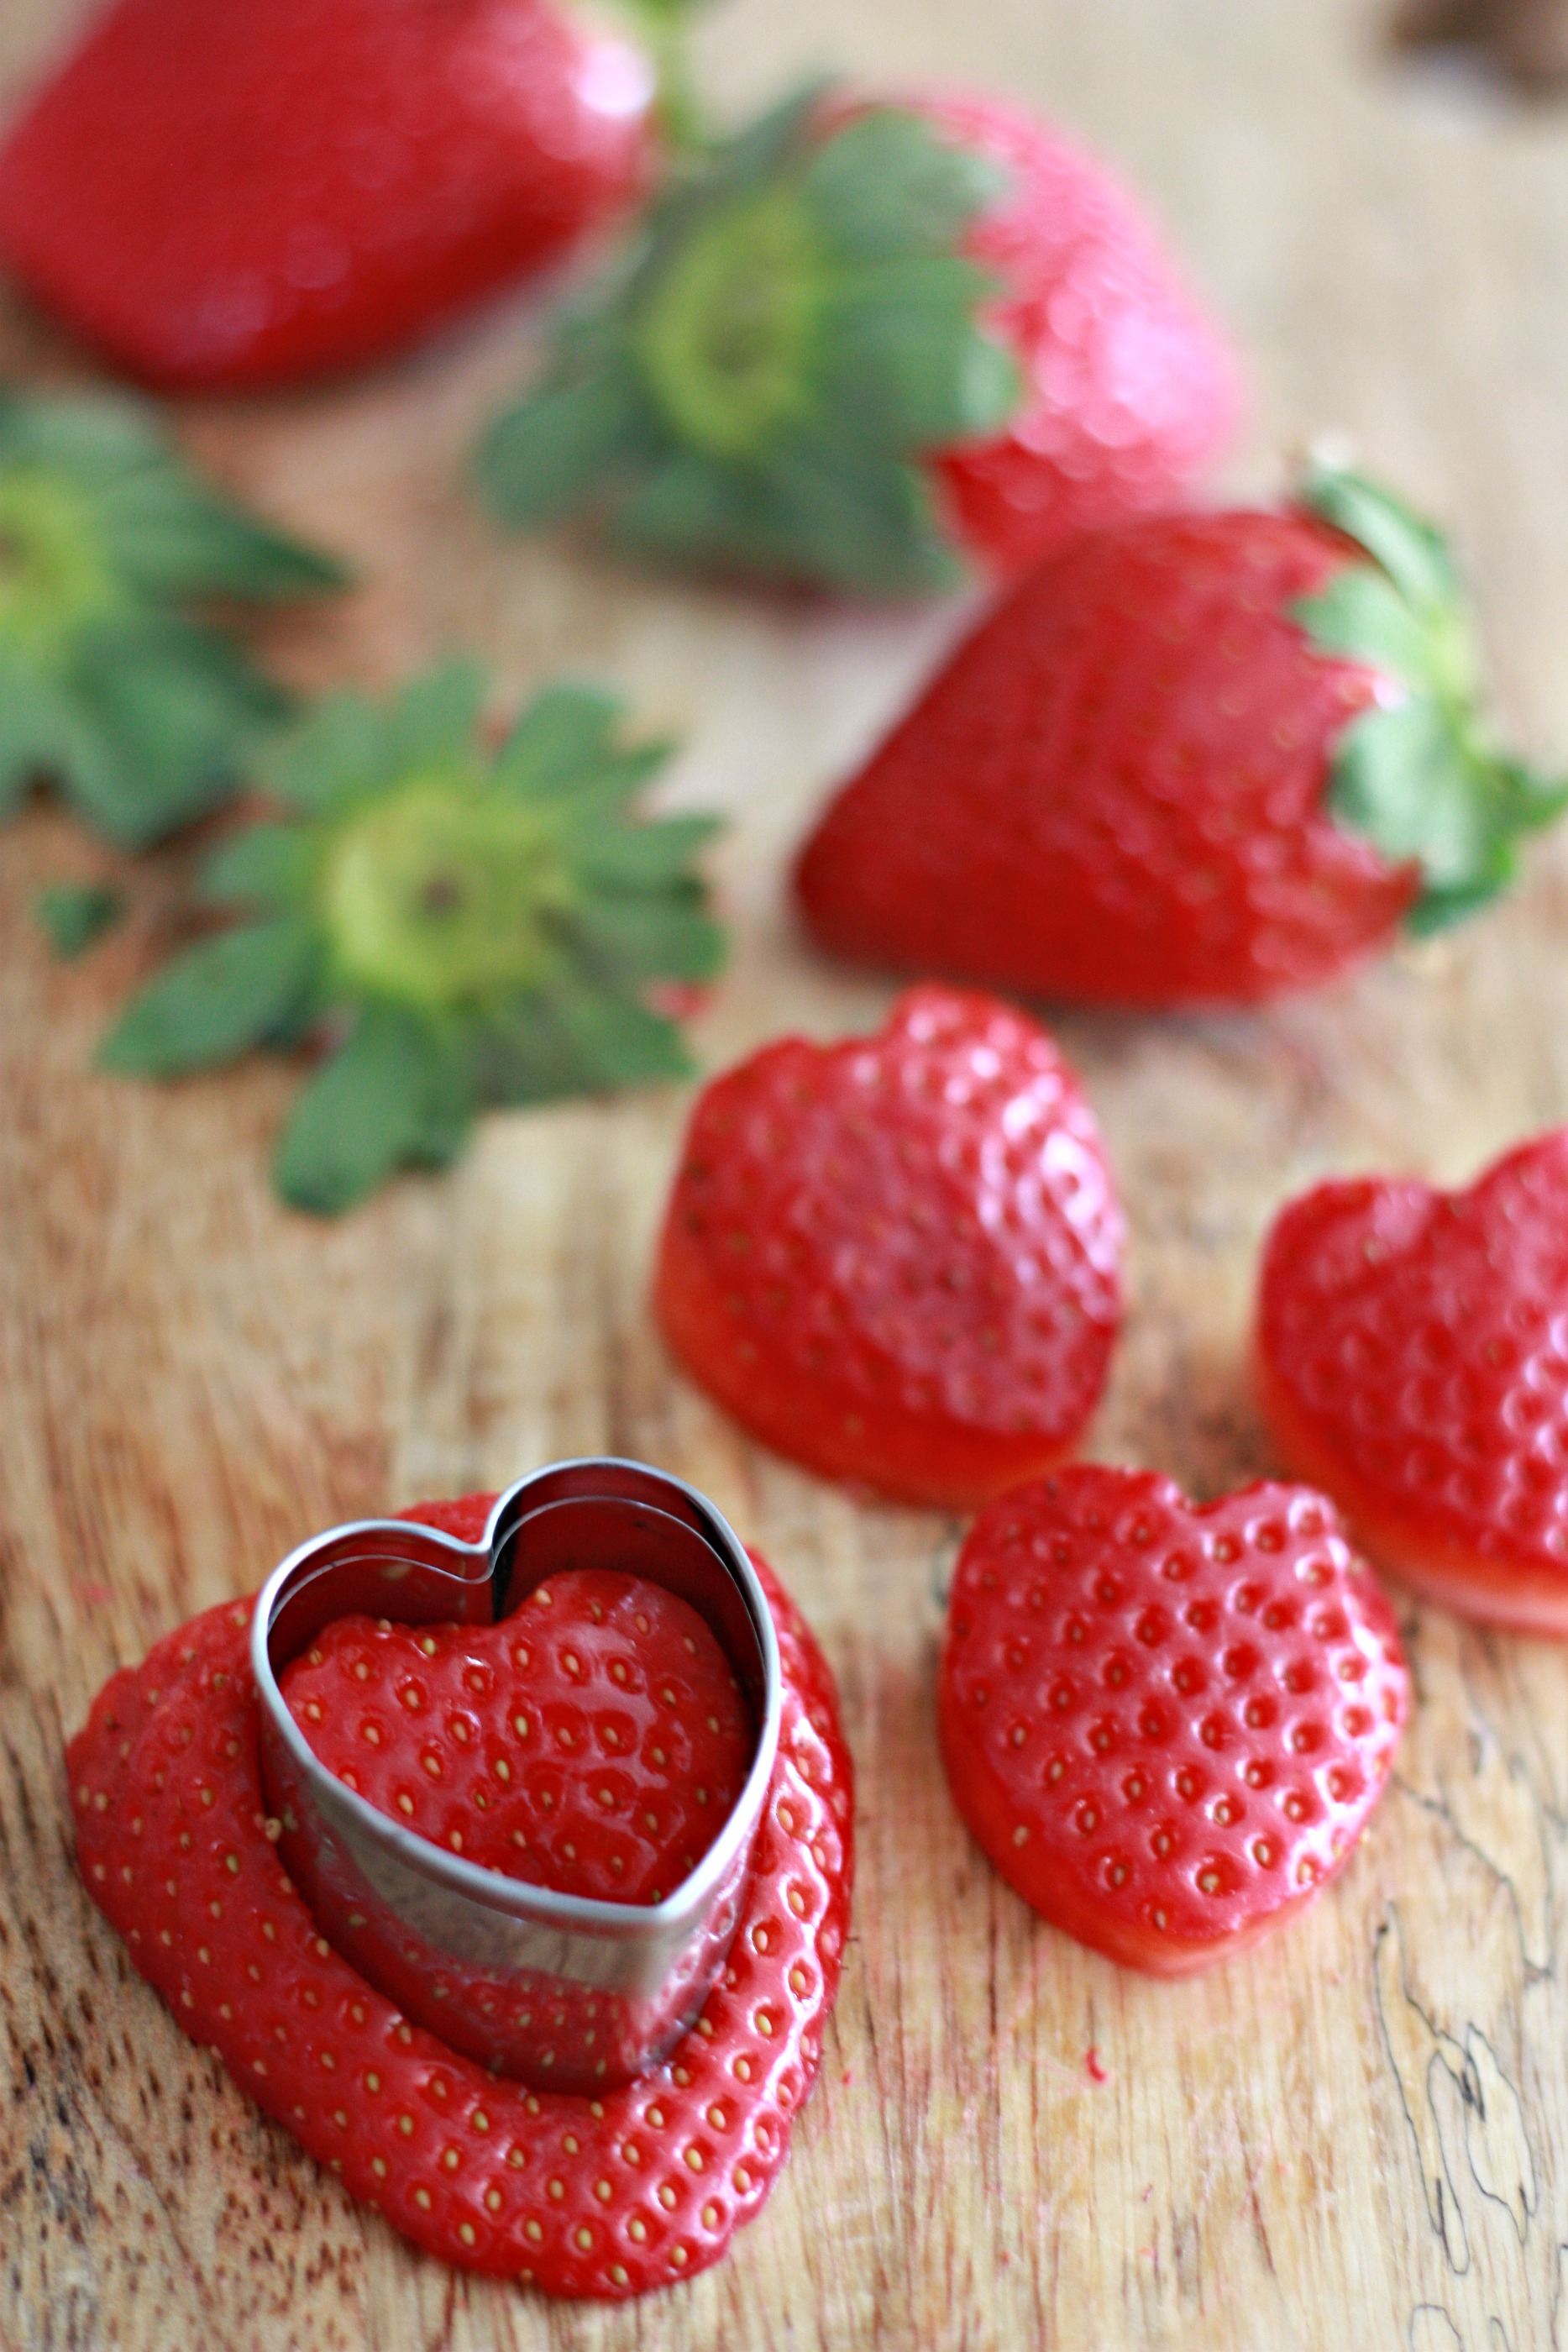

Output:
xmin=251 ymin=1458 xmax=782 ymax=2095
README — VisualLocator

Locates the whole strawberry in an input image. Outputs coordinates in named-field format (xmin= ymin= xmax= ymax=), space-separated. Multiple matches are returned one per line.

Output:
xmin=798 ymin=461 xmax=1564 ymax=1004
xmin=1257 ymin=1129 xmax=1568 ymax=1636
xmin=68 ymin=1491 xmax=855 ymax=2297
xmin=0 ymin=0 xmax=649 ymax=391
xmin=479 ymin=87 xmax=1238 ymax=596
xmin=939 ymin=1466 xmax=1409 ymax=1975
xmin=280 ymin=1569 xmax=751 ymax=1905
xmin=653 ymin=984 xmax=1124 ymax=1509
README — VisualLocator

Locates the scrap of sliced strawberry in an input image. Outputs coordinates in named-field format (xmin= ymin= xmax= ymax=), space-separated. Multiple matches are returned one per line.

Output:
xmin=280 ymin=1570 xmax=752 ymax=1904
xmin=939 ymin=1464 xmax=1408 ymax=1976
xmin=67 ymin=1497 xmax=853 ymax=2297
xmin=653 ymin=984 xmax=1124 ymax=1509
xmin=1256 ymin=1127 xmax=1568 ymax=1635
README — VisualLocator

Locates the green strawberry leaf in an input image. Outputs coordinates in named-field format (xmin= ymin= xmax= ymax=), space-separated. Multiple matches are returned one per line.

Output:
xmin=477 ymin=367 xmax=655 ymax=528
xmin=385 ymin=657 xmax=490 ymax=776
xmin=574 ymin=811 xmax=722 ymax=888
xmin=1296 ymin=457 xmax=1566 ymax=933
xmin=801 ymin=109 xmax=1008 ymax=263
xmin=35 ymin=883 xmax=123 ymax=958
xmin=477 ymin=91 xmax=1018 ymax=597
xmin=1301 ymin=461 xmax=1459 ymax=617
xmin=273 ymin=1006 xmax=448 ymax=1215
xmin=94 ymin=468 xmax=349 ymax=604
xmin=554 ymin=982 xmax=695 ymax=1088
xmin=101 ymin=917 xmax=318 ymax=1077
xmin=574 ymin=890 xmax=726 ymax=981
xmin=496 ymin=684 xmax=628 ymax=795
xmin=0 ymin=387 xmax=346 ymax=845
xmin=200 ymin=821 xmax=316 ymax=911
xmin=104 ymin=662 xmax=722 ymax=1211
xmin=260 ymin=689 xmax=396 ymax=817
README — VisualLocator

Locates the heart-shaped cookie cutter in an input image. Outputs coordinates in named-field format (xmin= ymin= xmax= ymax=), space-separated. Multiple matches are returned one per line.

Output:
xmin=252 ymin=1458 xmax=782 ymax=2094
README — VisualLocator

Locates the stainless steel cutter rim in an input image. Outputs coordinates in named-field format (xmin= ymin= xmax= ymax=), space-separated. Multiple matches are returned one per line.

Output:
xmin=249 ymin=1458 xmax=784 ymax=1948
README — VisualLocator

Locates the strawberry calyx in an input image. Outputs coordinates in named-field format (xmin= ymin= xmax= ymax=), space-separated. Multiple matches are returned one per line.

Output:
xmin=1296 ymin=457 xmax=1566 ymax=932
xmin=98 ymin=660 xmax=726 ymax=1214
xmin=477 ymin=88 xmax=1023 ymax=597
xmin=0 ymin=387 xmax=345 ymax=845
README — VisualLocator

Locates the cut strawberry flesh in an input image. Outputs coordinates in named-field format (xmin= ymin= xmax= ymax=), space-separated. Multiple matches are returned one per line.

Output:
xmin=68 ymin=1502 xmax=853 ymax=2297
xmin=939 ymin=1466 xmax=1408 ymax=1976
xmin=279 ymin=1570 xmax=751 ymax=1907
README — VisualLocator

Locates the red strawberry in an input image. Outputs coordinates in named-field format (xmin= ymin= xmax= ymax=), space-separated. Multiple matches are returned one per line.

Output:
xmin=919 ymin=92 xmax=1240 ymax=578
xmin=939 ymin=1465 xmax=1408 ymax=1975
xmin=68 ymin=1492 xmax=853 ymax=2298
xmin=1257 ymin=1129 xmax=1568 ymax=1636
xmin=280 ymin=1571 xmax=751 ymax=1906
xmin=798 ymin=461 xmax=1565 ymax=1005
xmin=653 ymin=984 xmax=1123 ymax=1509
xmin=0 ymin=0 xmax=649 ymax=391
xmin=479 ymin=87 xmax=1237 ymax=598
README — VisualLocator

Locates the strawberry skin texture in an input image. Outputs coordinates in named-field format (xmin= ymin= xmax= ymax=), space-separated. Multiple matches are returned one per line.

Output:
xmin=920 ymin=95 xmax=1241 ymax=577
xmin=0 ymin=0 xmax=648 ymax=391
xmin=280 ymin=1571 xmax=751 ymax=1906
xmin=939 ymin=1466 xmax=1408 ymax=1975
xmin=67 ymin=1494 xmax=854 ymax=2297
xmin=654 ymin=984 xmax=1124 ymax=1509
xmin=1257 ymin=1131 xmax=1568 ymax=1636
xmin=797 ymin=508 xmax=1416 ymax=1008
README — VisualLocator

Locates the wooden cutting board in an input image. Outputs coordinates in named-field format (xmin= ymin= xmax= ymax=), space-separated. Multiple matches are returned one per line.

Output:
xmin=6 ymin=3 xmax=1568 ymax=2344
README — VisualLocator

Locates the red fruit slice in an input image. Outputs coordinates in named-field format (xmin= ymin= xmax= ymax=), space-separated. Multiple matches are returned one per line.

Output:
xmin=1256 ymin=1129 xmax=1568 ymax=1635
xmin=0 ymin=0 xmax=648 ymax=391
xmin=938 ymin=1465 xmax=1408 ymax=1975
xmin=281 ymin=1572 xmax=751 ymax=1906
xmin=68 ymin=1495 xmax=853 ymax=2298
xmin=654 ymin=984 xmax=1124 ymax=1509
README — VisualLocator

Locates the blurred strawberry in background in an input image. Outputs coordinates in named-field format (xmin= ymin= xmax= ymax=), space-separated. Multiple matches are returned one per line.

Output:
xmin=479 ymin=86 xmax=1241 ymax=596
xmin=0 ymin=0 xmax=652 ymax=391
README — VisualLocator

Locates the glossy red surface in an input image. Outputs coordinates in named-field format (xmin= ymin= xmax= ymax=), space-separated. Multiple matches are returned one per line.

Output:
xmin=655 ymin=984 xmax=1124 ymax=1508
xmin=0 ymin=0 xmax=648 ymax=388
xmin=939 ymin=1464 xmax=1408 ymax=1974
xmin=1258 ymin=1129 xmax=1568 ymax=1635
xmin=67 ymin=1497 xmax=853 ymax=2297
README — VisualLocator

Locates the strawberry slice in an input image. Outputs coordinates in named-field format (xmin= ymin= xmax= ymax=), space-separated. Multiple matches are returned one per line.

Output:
xmin=68 ymin=1494 xmax=853 ymax=2297
xmin=0 ymin=0 xmax=648 ymax=391
xmin=939 ymin=1465 xmax=1408 ymax=1975
xmin=653 ymin=984 xmax=1124 ymax=1509
xmin=1257 ymin=1128 xmax=1568 ymax=1635
xmin=280 ymin=1571 xmax=752 ymax=1905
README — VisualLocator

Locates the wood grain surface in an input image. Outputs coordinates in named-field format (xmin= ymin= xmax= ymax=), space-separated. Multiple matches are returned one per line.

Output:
xmin=6 ymin=3 xmax=1568 ymax=2345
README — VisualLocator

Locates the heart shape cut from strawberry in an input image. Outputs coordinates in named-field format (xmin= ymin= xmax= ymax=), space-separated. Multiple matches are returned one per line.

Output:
xmin=280 ymin=1570 xmax=752 ymax=1909
xmin=68 ymin=1492 xmax=854 ymax=2297
xmin=654 ymin=984 xmax=1124 ymax=1509
xmin=939 ymin=1465 xmax=1408 ymax=1975
xmin=1257 ymin=1129 xmax=1568 ymax=1635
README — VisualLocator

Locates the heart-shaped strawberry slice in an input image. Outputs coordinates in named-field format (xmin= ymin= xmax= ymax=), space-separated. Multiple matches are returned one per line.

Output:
xmin=280 ymin=1570 xmax=752 ymax=1908
xmin=1257 ymin=1129 xmax=1568 ymax=1635
xmin=68 ymin=1493 xmax=854 ymax=2297
xmin=939 ymin=1464 xmax=1408 ymax=1974
xmin=654 ymin=983 xmax=1124 ymax=1509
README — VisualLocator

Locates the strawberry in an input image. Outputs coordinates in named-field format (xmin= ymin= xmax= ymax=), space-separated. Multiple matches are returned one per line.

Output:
xmin=67 ymin=1492 xmax=854 ymax=2298
xmin=479 ymin=87 xmax=1238 ymax=597
xmin=939 ymin=1465 xmax=1409 ymax=1976
xmin=0 ymin=0 xmax=649 ymax=392
xmin=1256 ymin=1129 xmax=1568 ymax=1636
xmin=280 ymin=1571 xmax=752 ymax=1905
xmin=653 ymin=984 xmax=1124 ymax=1509
xmin=797 ymin=461 xmax=1565 ymax=1005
